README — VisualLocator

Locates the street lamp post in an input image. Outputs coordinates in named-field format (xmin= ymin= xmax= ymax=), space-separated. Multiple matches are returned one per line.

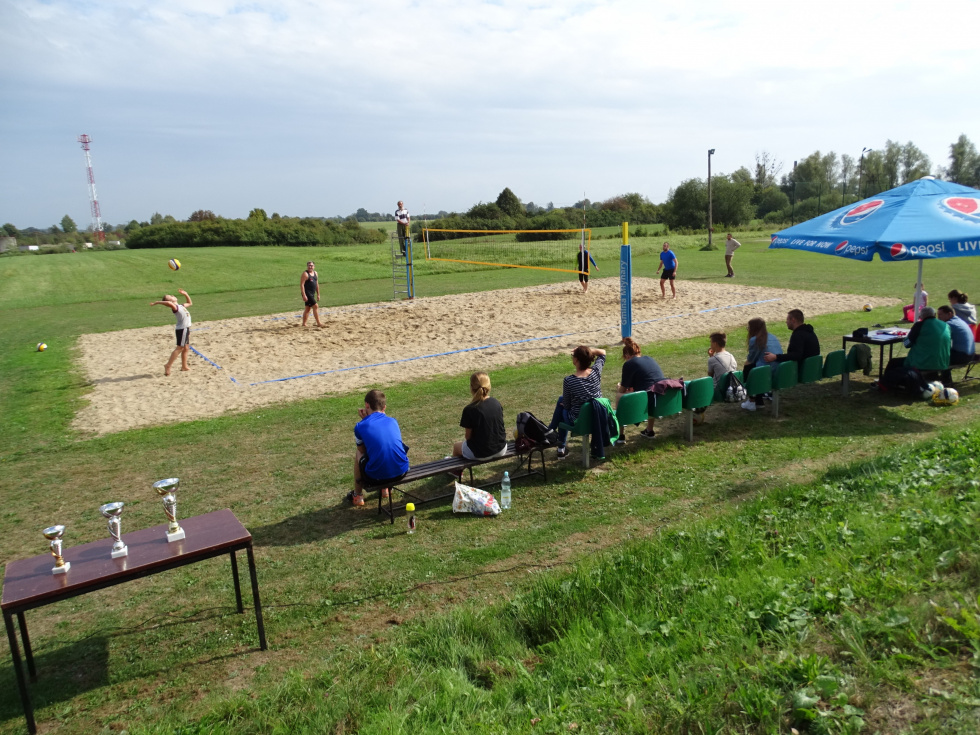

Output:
xmin=707 ymin=148 xmax=715 ymax=249
xmin=858 ymin=147 xmax=869 ymax=199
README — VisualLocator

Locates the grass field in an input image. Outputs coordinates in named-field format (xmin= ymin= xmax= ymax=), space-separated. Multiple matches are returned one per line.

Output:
xmin=1 ymin=234 xmax=980 ymax=733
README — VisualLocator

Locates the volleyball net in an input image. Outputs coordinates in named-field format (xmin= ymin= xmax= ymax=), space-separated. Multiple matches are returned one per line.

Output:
xmin=422 ymin=228 xmax=592 ymax=274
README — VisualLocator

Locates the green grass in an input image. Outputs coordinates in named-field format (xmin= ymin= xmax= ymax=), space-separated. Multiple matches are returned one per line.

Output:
xmin=1 ymin=237 xmax=979 ymax=733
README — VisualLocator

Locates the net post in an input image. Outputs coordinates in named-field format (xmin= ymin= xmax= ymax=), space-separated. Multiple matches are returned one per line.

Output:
xmin=620 ymin=222 xmax=632 ymax=339
xmin=406 ymin=238 xmax=415 ymax=299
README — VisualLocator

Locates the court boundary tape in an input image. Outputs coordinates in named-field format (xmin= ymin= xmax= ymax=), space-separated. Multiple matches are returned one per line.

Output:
xmin=233 ymin=297 xmax=783 ymax=387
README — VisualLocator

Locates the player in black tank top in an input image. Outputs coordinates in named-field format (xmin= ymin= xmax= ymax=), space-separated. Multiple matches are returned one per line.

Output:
xmin=301 ymin=261 xmax=323 ymax=327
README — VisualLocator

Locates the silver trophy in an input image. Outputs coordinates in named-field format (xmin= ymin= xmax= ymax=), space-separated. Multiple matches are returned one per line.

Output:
xmin=42 ymin=525 xmax=70 ymax=574
xmin=152 ymin=477 xmax=185 ymax=542
xmin=100 ymin=502 xmax=129 ymax=558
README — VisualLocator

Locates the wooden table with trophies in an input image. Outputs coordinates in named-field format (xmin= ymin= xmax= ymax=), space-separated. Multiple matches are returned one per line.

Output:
xmin=1 ymin=478 xmax=267 ymax=735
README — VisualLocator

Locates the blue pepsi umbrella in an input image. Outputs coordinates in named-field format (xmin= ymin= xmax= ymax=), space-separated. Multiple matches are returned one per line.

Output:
xmin=769 ymin=177 xmax=980 ymax=262
xmin=769 ymin=176 xmax=980 ymax=312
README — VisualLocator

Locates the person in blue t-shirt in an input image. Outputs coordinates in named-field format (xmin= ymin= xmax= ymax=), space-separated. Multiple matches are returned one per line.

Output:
xmin=938 ymin=305 xmax=976 ymax=364
xmin=350 ymin=389 xmax=409 ymax=507
xmin=656 ymin=241 xmax=678 ymax=298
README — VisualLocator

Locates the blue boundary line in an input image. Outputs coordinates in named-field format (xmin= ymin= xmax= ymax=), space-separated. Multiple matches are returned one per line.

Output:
xmin=189 ymin=346 xmax=239 ymax=384
xmin=246 ymin=297 xmax=781 ymax=387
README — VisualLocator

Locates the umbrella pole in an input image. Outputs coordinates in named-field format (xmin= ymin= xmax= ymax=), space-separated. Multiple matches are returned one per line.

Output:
xmin=913 ymin=261 xmax=924 ymax=319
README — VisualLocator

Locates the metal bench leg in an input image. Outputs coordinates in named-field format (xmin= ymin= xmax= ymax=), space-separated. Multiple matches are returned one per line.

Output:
xmin=684 ymin=410 xmax=694 ymax=442
xmin=841 ymin=372 xmax=850 ymax=396
xmin=581 ymin=434 xmax=590 ymax=468
xmin=772 ymin=390 xmax=780 ymax=419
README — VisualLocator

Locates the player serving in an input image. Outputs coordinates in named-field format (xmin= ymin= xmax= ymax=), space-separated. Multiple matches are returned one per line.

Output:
xmin=150 ymin=288 xmax=193 ymax=376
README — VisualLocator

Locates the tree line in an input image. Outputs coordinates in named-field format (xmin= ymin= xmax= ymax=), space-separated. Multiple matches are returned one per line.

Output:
xmin=4 ymin=134 xmax=977 ymax=245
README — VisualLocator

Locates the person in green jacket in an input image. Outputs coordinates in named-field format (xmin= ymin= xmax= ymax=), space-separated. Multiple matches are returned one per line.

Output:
xmin=903 ymin=306 xmax=951 ymax=371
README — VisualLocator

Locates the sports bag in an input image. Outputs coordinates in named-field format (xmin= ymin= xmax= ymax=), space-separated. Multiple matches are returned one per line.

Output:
xmin=516 ymin=411 xmax=558 ymax=448
xmin=723 ymin=372 xmax=747 ymax=403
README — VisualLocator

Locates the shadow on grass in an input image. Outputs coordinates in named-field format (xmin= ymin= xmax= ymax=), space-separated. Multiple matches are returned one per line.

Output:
xmin=0 ymin=635 xmax=108 ymax=726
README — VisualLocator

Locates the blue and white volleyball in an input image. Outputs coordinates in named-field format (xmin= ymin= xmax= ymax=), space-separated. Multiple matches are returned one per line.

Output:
xmin=863 ymin=303 xmax=873 ymax=312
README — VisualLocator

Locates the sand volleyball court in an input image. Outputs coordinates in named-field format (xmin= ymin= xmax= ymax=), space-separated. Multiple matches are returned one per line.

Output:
xmin=74 ymin=278 xmax=896 ymax=435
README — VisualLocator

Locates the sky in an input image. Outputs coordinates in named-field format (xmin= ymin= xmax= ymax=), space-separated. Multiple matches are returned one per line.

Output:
xmin=2 ymin=0 xmax=979 ymax=229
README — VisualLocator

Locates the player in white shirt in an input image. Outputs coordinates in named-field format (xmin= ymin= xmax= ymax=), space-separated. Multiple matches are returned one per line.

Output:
xmin=150 ymin=288 xmax=193 ymax=376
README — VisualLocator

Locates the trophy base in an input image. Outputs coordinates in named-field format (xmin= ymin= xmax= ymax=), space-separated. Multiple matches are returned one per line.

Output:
xmin=52 ymin=562 xmax=70 ymax=575
xmin=111 ymin=545 xmax=129 ymax=558
xmin=166 ymin=529 xmax=185 ymax=543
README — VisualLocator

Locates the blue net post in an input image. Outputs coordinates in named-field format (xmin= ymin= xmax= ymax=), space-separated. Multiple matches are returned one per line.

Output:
xmin=620 ymin=223 xmax=632 ymax=339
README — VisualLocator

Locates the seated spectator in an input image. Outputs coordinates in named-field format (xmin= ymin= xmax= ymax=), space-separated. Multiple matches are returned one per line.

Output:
xmin=614 ymin=337 xmax=665 ymax=438
xmin=937 ymin=305 xmax=976 ymax=365
xmin=548 ymin=345 xmax=606 ymax=459
xmin=948 ymin=289 xmax=977 ymax=325
xmin=763 ymin=309 xmax=820 ymax=367
xmin=904 ymin=283 xmax=929 ymax=322
xmin=350 ymin=389 xmax=409 ymax=507
xmin=741 ymin=317 xmax=782 ymax=411
xmin=452 ymin=372 xmax=507 ymax=460
xmin=695 ymin=331 xmax=738 ymax=425
xmin=879 ymin=306 xmax=951 ymax=393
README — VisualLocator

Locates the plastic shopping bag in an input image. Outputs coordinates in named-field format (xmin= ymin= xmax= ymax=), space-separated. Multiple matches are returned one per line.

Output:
xmin=452 ymin=481 xmax=501 ymax=517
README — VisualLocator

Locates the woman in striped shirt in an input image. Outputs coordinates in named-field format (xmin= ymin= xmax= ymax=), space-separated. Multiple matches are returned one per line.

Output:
xmin=548 ymin=345 xmax=606 ymax=458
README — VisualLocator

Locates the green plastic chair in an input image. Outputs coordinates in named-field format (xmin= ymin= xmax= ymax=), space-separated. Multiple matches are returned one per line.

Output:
xmin=558 ymin=402 xmax=594 ymax=468
xmin=682 ymin=377 xmax=714 ymax=441
xmin=614 ymin=391 xmax=648 ymax=442
xmin=649 ymin=387 xmax=683 ymax=419
xmin=771 ymin=360 xmax=798 ymax=418
xmin=744 ymin=365 xmax=772 ymax=399
xmin=800 ymin=354 xmax=824 ymax=384
xmin=822 ymin=350 xmax=849 ymax=395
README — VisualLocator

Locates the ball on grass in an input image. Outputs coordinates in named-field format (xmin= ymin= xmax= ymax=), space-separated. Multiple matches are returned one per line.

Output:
xmin=933 ymin=387 xmax=960 ymax=406
xmin=37 ymin=343 xmax=47 ymax=352
xmin=168 ymin=258 xmax=181 ymax=271
xmin=863 ymin=303 xmax=873 ymax=312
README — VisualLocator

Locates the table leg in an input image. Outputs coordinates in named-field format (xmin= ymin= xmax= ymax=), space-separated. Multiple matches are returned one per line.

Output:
xmin=879 ymin=344 xmax=886 ymax=380
xmin=5 ymin=611 xmax=36 ymax=735
xmin=17 ymin=612 xmax=36 ymax=681
xmin=230 ymin=551 xmax=243 ymax=614
xmin=246 ymin=545 xmax=268 ymax=651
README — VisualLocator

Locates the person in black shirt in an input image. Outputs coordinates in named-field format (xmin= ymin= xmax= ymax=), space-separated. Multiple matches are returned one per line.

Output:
xmin=763 ymin=309 xmax=819 ymax=367
xmin=300 ymin=261 xmax=323 ymax=327
xmin=452 ymin=372 xmax=507 ymax=460
xmin=615 ymin=337 xmax=664 ymax=438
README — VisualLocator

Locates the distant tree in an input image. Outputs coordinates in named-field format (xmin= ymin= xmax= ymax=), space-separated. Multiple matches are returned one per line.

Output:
xmin=730 ymin=167 xmax=753 ymax=186
xmin=753 ymin=186 xmax=790 ymax=218
xmin=572 ymin=198 xmax=591 ymax=210
xmin=248 ymin=208 xmax=268 ymax=222
xmin=495 ymin=188 xmax=525 ymax=218
xmin=882 ymin=140 xmax=903 ymax=189
xmin=945 ymin=134 xmax=980 ymax=187
xmin=150 ymin=212 xmax=164 ymax=225
xmin=163 ymin=214 xmax=177 ymax=224
xmin=60 ymin=214 xmax=77 ymax=233
xmin=754 ymin=151 xmax=783 ymax=189
xmin=899 ymin=142 xmax=931 ymax=184
xmin=354 ymin=207 xmax=370 ymax=221
xmin=3 ymin=223 xmax=18 ymax=237
xmin=712 ymin=176 xmax=754 ymax=227
xmin=525 ymin=201 xmax=542 ymax=215
xmin=663 ymin=178 xmax=708 ymax=229
xmin=189 ymin=209 xmax=217 ymax=222
xmin=271 ymin=212 xmax=281 ymax=220
xmin=467 ymin=202 xmax=504 ymax=220
xmin=125 ymin=220 xmax=141 ymax=233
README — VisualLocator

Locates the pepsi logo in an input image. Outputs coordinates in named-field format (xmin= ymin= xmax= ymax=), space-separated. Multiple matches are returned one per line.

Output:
xmin=834 ymin=241 xmax=849 ymax=253
xmin=890 ymin=243 xmax=908 ymax=260
xmin=840 ymin=199 xmax=884 ymax=225
xmin=942 ymin=197 xmax=980 ymax=220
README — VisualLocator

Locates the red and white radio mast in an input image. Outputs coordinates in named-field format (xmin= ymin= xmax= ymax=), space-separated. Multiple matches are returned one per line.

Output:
xmin=77 ymin=134 xmax=105 ymax=242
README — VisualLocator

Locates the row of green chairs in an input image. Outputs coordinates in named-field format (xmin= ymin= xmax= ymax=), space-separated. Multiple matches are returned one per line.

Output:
xmin=557 ymin=350 xmax=860 ymax=466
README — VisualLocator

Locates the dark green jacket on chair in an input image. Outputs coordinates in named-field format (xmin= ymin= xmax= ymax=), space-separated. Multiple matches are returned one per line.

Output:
xmin=904 ymin=318 xmax=951 ymax=371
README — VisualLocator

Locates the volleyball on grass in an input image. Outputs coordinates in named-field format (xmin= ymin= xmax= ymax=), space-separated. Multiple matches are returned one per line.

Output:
xmin=37 ymin=343 xmax=47 ymax=352
xmin=168 ymin=258 xmax=181 ymax=271
xmin=922 ymin=381 xmax=944 ymax=400
xmin=932 ymin=387 xmax=960 ymax=406
xmin=863 ymin=303 xmax=873 ymax=312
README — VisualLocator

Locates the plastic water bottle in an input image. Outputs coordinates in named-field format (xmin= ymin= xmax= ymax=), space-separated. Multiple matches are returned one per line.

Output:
xmin=406 ymin=503 xmax=416 ymax=534
xmin=500 ymin=472 xmax=511 ymax=509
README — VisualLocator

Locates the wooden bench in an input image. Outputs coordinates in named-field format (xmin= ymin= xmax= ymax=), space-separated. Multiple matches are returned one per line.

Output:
xmin=362 ymin=441 xmax=548 ymax=523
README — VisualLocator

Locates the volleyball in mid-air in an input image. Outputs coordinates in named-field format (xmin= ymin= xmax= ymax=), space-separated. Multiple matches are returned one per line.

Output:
xmin=37 ymin=343 xmax=47 ymax=352
xmin=863 ymin=304 xmax=873 ymax=312
xmin=168 ymin=258 xmax=181 ymax=271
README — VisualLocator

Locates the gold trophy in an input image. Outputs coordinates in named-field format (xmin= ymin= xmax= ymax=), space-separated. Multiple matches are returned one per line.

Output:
xmin=152 ymin=478 xmax=185 ymax=542
xmin=42 ymin=525 xmax=70 ymax=574
xmin=100 ymin=502 xmax=129 ymax=558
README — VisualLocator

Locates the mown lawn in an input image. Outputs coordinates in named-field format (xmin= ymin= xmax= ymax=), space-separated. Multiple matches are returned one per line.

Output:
xmin=0 ymin=237 xmax=978 ymax=733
